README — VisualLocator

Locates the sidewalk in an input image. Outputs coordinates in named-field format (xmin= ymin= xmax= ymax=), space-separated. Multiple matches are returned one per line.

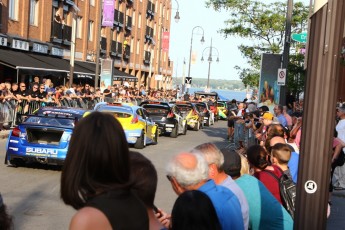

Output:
xmin=0 ymin=129 xmax=11 ymax=139
xmin=327 ymin=189 xmax=345 ymax=229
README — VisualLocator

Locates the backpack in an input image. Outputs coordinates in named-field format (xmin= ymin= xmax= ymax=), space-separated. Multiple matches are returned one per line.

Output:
xmin=263 ymin=168 xmax=296 ymax=219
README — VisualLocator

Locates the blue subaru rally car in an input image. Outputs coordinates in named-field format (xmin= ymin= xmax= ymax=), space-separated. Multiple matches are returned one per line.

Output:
xmin=5 ymin=107 xmax=89 ymax=167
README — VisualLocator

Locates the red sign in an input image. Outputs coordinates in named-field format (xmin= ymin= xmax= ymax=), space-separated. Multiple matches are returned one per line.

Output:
xmin=162 ymin=31 xmax=170 ymax=52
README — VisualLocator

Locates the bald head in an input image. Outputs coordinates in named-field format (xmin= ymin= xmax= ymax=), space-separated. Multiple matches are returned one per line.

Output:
xmin=270 ymin=136 xmax=286 ymax=147
xmin=166 ymin=152 xmax=209 ymax=188
xmin=175 ymin=152 xmax=198 ymax=170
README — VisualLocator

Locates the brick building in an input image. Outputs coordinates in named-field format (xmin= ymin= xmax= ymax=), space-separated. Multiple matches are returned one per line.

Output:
xmin=0 ymin=0 xmax=174 ymax=90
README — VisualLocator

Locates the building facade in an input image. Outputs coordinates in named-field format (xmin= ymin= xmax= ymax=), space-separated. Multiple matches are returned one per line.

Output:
xmin=0 ymin=0 xmax=174 ymax=90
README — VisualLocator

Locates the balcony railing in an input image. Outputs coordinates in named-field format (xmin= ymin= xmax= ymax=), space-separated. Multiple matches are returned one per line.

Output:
xmin=101 ymin=37 xmax=107 ymax=54
xmin=143 ymin=51 xmax=151 ymax=65
xmin=126 ymin=16 xmax=132 ymax=31
xmin=123 ymin=46 xmax=130 ymax=60
xmin=62 ymin=24 xmax=72 ymax=45
xmin=51 ymin=21 xmax=64 ymax=43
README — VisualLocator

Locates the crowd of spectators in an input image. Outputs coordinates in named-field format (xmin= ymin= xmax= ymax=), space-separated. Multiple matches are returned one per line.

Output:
xmin=0 ymin=79 xmax=179 ymax=106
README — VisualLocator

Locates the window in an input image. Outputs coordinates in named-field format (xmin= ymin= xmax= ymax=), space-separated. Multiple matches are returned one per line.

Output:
xmin=88 ymin=20 xmax=94 ymax=41
xmin=29 ymin=0 xmax=39 ymax=25
xmin=9 ymin=0 xmax=18 ymax=20
xmin=130 ymin=38 xmax=134 ymax=53
xmin=132 ymin=11 xmax=135 ymax=26
xmin=138 ymin=13 xmax=141 ymax=28
xmin=77 ymin=16 xmax=83 ymax=38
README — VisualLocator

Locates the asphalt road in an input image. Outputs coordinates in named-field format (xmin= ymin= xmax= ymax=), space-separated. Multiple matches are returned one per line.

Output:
xmin=0 ymin=120 xmax=231 ymax=230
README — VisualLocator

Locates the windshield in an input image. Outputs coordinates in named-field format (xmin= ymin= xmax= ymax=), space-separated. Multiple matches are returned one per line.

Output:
xmin=24 ymin=116 xmax=75 ymax=127
xmin=145 ymin=107 xmax=169 ymax=114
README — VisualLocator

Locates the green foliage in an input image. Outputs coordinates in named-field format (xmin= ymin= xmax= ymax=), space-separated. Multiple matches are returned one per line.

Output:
xmin=206 ymin=0 xmax=309 ymax=92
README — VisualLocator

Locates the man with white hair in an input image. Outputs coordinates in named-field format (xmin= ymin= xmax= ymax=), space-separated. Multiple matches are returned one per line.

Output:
xmin=166 ymin=151 xmax=244 ymax=230
xmin=193 ymin=143 xmax=249 ymax=230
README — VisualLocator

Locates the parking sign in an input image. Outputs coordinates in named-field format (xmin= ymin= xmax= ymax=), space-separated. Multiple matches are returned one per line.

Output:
xmin=277 ymin=68 xmax=286 ymax=85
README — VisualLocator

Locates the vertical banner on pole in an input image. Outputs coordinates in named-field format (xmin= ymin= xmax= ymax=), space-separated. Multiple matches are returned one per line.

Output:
xmin=100 ymin=59 xmax=114 ymax=92
xmin=258 ymin=53 xmax=282 ymax=107
xmin=162 ymin=31 xmax=170 ymax=52
xmin=102 ymin=0 xmax=115 ymax=27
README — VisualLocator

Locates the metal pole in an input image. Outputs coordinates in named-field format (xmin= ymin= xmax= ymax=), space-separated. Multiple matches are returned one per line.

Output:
xmin=187 ymin=30 xmax=194 ymax=82
xmin=148 ymin=47 xmax=153 ymax=89
xmin=175 ymin=59 xmax=178 ymax=99
xmin=207 ymin=38 xmax=213 ymax=89
xmin=69 ymin=12 xmax=77 ymax=87
xmin=157 ymin=26 xmax=163 ymax=90
xmin=186 ymin=26 xmax=204 ymax=94
xmin=94 ymin=0 xmax=103 ymax=88
xmin=182 ymin=57 xmax=186 ymax=93
xmin=279 ymin=0 xmax=293 ymax=105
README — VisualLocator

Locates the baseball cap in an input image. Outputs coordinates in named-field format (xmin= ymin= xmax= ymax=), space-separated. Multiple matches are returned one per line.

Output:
xmin=261 ymin=112 xmax=274 ymax=120
xmin=259 ymin=105 xmax=269 ymax=112
xmin=221 ymin=148 xmax=241 ymax=178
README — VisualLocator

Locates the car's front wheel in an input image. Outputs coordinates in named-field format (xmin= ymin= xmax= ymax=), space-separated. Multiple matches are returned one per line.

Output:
xmin=182 ymin=123 xmax=187 ymax=135
xmin=170 ymin=125 xmax=178 ymax=138
xmin=193 ymin=121 xmax=200 ymax=131
xmin=152 ymin=129 xmax=158 ymax=145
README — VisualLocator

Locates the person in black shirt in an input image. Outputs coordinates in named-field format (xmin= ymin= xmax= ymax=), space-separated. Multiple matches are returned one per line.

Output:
xmin=38 ymin=84 xmax=47 ymax=101
xmin=29 ymin=83 xmax=40 ymax=101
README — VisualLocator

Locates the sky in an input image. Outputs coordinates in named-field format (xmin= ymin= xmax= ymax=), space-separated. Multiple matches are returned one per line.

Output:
xmin=169 ymin=0 xmax=310 ymax=82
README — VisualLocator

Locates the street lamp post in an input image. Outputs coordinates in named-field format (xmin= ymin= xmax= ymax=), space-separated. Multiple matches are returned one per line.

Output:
xmin=186 ymin=26 xmax=205 ymax=94
xmin=201 ymin=38 xmax=219 ymax=91
xmin=94 ymin=0 xmax=103 ymax=88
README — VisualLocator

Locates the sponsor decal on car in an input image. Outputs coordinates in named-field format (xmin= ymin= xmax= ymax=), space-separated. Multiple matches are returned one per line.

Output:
xmin=26 ymin=147 xmax=58 ymax=155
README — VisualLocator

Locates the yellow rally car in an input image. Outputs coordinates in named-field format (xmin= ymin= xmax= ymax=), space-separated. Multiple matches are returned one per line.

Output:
xmin=95 ymin=102 xmax=159 ymax=149
xmin=173 ymin=101 xmax=203 ymax=131
xmin=217 ymin=101 xmax=228 ymax=120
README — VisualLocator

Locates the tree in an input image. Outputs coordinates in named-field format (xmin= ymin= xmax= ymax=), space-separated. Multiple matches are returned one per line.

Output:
xmin=206 ymin=0 xmax=309 ymax=91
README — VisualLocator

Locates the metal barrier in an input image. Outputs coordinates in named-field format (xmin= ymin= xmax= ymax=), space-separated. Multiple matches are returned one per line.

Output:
xmin=0 ymin=97 xmax=104 ymax=127
xmin=232 ymin=121 xmax=256 ymax=150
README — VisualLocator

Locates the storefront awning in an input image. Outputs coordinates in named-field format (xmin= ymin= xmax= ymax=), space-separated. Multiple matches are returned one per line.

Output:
xmin=113 ymin=68 xmax=138 ymax=82
xmin=0 ymin=49 xmax=138 ymax=82
xmin=0 ymin=49 xmax=95 ymax=78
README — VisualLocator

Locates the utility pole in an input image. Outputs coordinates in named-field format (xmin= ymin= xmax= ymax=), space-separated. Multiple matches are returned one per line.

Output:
xmin=94 ymin=0 xmax=103 ymax=88
xmin=279 ymin=0 xmax=293 ymax=105
xmin=182 ymin=57 xmax=186 ymax=93
xmin=294 ymin=0 xmax=345 ymax=228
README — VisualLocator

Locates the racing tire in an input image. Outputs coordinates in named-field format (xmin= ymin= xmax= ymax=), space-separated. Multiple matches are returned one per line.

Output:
xmin=134 ymin=132 xmax=145 ymax=149
xmin=182 ymin=124 xmax=187 ymax=135
xmin=193 ymin=121 xmax=200 ymax=131
xmin=152 ymin=129 xmax=159 ymax=145
xmin=170 ymin=125 xmax=178 ymax=138
xmin=9 ymin=159 xmax=25 ymax=168
xmin=205 ymin=119 xmax=210 ymax=127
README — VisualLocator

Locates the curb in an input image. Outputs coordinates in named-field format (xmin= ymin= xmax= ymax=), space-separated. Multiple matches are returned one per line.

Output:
xmin=0 ymin=131 xmax=10 ymax=139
